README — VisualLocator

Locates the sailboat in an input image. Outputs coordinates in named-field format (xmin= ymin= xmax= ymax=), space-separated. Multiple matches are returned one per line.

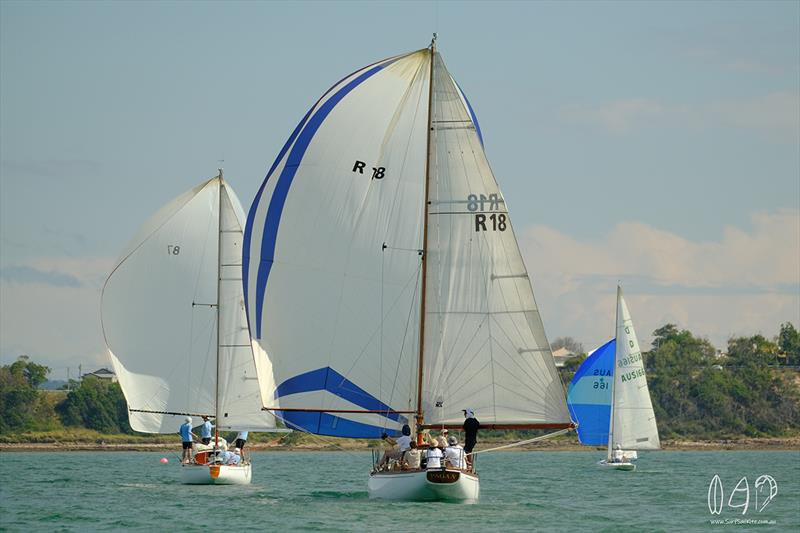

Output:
xmin=569 ymin=286 xmax=660 ymax=471
xmin=566 ymin=338 xmax=615 ymax=448
xmin=243 ymin=37 xmax=573 ymax=501
xmin=102 ymin=171 xmax=279 ymax=485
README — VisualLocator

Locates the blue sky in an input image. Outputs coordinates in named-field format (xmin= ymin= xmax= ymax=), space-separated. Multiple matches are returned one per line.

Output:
xmin=1 ymin=1 xmax=798 ymax=375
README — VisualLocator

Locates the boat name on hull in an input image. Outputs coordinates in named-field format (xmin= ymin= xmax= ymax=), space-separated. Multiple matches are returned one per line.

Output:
xmin=427 ymin=470 xmax=460 ymax=484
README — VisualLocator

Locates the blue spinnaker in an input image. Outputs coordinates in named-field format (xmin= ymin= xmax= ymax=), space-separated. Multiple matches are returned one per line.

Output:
xmin=567 ymin=339 xmax=615 ymax=446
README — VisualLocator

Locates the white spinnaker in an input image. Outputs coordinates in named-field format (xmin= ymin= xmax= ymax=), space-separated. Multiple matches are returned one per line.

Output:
xmin=610 ymin=288 xmax=660 ymax=451
xmin=103 ymin=178 xmax=275 ymax=433
xmin=245 ymin=51 xmax=430 ymax=432
xmin=217 ymin=184 xmax=277 ymax=431
xmin=422 ymin=52 xmax=571 ymax=426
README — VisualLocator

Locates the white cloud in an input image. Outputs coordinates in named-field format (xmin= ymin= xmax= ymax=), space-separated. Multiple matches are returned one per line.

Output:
xmin=561 ymin=92 xmax=799 ymax=141
xmin=561 ymin=98 xmax=667 ymax=133
xmin=521 ymin=210 xmax=800 ymax=351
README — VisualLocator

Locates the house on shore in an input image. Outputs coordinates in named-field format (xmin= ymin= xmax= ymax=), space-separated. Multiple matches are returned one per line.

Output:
xmin=82 ymin=367 xmax=118 ymax=383
xmin=552 ymin=347 xmax=578 ymax=368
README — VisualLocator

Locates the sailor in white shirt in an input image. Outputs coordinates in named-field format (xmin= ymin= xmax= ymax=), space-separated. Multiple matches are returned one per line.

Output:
xmin=378 ymin=424 xmax=413 ymax=469
xmin=404 ymin=442 xmax=421 ymax=469
xmin=444 ymin=435 xmax=466 ymax=469
xmin=612 ymin=443 xmax=624 ymax=463
xmin=426 ymin=441 xmax=444 ymax=470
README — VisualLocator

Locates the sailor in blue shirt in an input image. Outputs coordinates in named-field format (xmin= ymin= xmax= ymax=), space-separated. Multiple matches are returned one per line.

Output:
xmin=200 ymin=416 xmax=213 ymax=445
xmin=179 ymin=417 xmax=197 ymax=463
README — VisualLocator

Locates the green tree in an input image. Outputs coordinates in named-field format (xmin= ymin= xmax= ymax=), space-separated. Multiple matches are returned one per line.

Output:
xmin=645 ymin=325 xmax=800 ymax=438
xmin=778 ymin=322 xmax=800 ymax=366
xmin=57 ymin=377 xmax=133 ymax=434
xmin=0 ymin=355 xmax=55 ymax=433
xmin=0 ymin=356 xmax=51 ymax=433
xmin=7 ymin=355 xmax=50 ymax=388
xmin=557 ymin=353 xmax=587 ymax=385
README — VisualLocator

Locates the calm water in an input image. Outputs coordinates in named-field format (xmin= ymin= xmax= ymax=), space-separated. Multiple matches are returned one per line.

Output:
xmin=0 ymin=450 xmax=798 ymax=532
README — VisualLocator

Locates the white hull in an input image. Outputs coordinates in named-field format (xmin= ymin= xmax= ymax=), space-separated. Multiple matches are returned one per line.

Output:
xmin=368 ymin=469 xmax=479 ymax=502
xmin=597 ymin=459 xmax=636 ymax=471
xmin=180 ymin=462 xmax=252 ymax=485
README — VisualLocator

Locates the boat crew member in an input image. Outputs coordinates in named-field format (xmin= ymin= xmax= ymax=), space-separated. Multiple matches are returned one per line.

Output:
xmin=445 ymin=435 xmax=466 ymax=469
xmin=217 ymin=449 xmax=240 ymax=465
xmin=179 ymin=416 xmax=197 ymax=463
xmin=462 ymin=408 xmax=480 ymax=467
xmin=426 ymin=440 xmax=444 ymax=470
xmin=228 ymin=448 xmax=242 ymax=465
xmin=612 ymin=443 xmax=624 ymax=463
xmin=378 ymin=424 xmax=412 ymax=468
xmin=235 ymin=431 xmax=248 ymax=451
xmin=404 ymin=441 xmax=421 ymax=470
xmin=200 ymin=416 xmax=213 ymax=445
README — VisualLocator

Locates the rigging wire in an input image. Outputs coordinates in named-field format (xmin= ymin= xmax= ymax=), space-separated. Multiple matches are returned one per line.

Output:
xmin=469 ymin=428 xmax=571 ymax=455
xmin=281 ymin=419 xmax=371 ymax=459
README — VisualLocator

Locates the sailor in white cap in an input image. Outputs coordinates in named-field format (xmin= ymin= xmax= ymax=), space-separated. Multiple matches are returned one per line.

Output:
xmin=462 ymin=408 xmax=480 ymax=468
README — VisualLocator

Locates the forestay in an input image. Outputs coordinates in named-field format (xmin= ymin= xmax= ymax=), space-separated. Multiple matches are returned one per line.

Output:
xmin=610 ymin=289 xmax=660 ymax=451
xmin=102 ymin=178 xmax=276 ymax=433
xmin=567 ymin=339 xmax=615 ymax=446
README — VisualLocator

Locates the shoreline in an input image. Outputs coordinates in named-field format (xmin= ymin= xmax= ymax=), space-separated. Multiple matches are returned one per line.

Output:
xmin=1 ymin=437 xmax=797 ymax=452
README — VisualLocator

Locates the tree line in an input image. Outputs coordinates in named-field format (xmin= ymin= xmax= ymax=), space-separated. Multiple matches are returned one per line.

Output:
xmin=1 ymin=322 xmax=799 ymax=439
xmin=0 ymin=356 xmax=132 ymax=435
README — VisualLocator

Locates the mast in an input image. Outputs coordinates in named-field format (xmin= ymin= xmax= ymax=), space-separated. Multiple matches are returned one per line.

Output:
xmin=607 ymin=284 xmax=621 ymax=460
xmin=415 ymin=34 xmax=436 ymax=446
xmin=214 ymin=168 xmax=223 ymax=449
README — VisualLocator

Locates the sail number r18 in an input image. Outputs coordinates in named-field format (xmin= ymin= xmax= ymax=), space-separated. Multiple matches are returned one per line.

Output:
xmin=467 ymin=194 xmax=506 ymax=232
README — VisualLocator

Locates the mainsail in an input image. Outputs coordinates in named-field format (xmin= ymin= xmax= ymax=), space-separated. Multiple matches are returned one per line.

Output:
xmin=102 ymin=177 xmax=276 ymax=433
xmin=244 ymin=44 xmax=572 ymax=439
xmin=609 ymin=287 xmax=660 ymax=452
xmin=567 ymin=339 xmax=615 ymax=446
